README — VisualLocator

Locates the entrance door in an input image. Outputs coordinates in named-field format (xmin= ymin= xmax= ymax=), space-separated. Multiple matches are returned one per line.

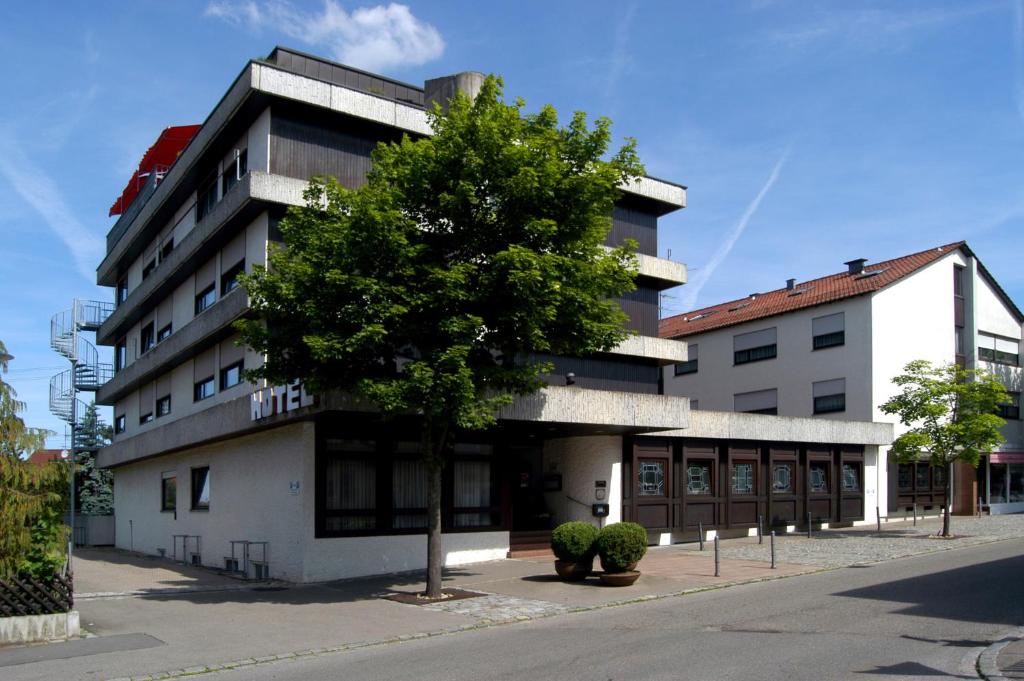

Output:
xmin=807 ymin=448 xmax=835 ymax=523
xmin=509 ymin=446 xmax=550 ymax=531
xmin=633 ymin=441 xmax=672 ymax=530
xmin=768 ymin=447 xmax=801 ymax=527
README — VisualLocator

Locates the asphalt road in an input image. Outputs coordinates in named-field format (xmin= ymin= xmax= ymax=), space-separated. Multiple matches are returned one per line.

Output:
xmin=210 ymin=538 xmax=1024 ymax=681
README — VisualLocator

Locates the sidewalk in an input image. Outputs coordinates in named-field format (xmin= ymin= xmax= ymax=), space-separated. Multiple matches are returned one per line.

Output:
xmin=2 ymin=514 xmax=1021 ymax=681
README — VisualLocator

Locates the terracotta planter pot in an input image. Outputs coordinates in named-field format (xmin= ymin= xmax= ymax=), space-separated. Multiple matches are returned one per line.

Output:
xmin=599 ymin=557 xmax=638 ymax=573
xmin=599 ymin=570 xmax=641 ymax=587
xmin=554 ymin=558 xmax=593 ymax=581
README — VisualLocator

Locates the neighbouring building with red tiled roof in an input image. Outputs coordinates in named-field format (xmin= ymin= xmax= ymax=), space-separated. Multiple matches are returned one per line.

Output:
xmin=661 ymin=242 xmax=1024 ymax=517
xmin=25 ymin=448 xmax=65 ymax=466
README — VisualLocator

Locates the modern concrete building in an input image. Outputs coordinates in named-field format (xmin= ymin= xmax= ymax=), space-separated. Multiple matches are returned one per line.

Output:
xmin=661 ymin=242 xmax=1024 ymax=517
xmin=95 ymin=47 xmax=891 ymax=582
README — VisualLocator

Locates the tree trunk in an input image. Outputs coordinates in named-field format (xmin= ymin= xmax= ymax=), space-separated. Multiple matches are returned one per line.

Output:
xmin=425 ymin=460 xmax=443 ymax=598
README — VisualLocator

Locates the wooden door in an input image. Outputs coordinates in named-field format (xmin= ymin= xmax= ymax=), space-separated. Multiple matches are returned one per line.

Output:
xmin=768 ymin=447 xmax=801 ymax=527
xmin=633 ymin=441 xmax=672 ymax=530
xmin=806 ymin=448 xmax=835 ymax=523
xmin=681 ymin=444 xmax=720 ymax=531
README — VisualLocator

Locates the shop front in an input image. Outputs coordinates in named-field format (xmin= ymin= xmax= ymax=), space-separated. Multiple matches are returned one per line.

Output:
xmin=985 ymin=452 xmax=1024 ymax=514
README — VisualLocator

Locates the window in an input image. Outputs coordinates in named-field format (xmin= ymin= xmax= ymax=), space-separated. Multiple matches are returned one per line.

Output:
xmin=392 ymin=453 xmax=427 ymax=529
xmin=161 ymin=473 xmax=176 ymax=511
xmin=897 ymin=463 xmax=912 ymax=490
xmin=139 ymin=410 xmax=153 ymax=425
xmin=772 ymin=463 xmax=794 ymax=493
xmin=978 ymin=333 xmax=1021 ymax=367
xmin=809 ymin=462 xmax=829 ymax=493
xmin=813 ymin=378 xmax=846 ymax=415
xmin=734 ymin=388 xmax=777 ymax=415
xmin=220 ymin=360 xmax=244 ymax=390
xmin=196 ymin=175 xmax=218 ymax=222
xmin=686 ymin=461 xmax=712 ymax=494
xmin=195 ymin=284 xmax=216 ymax=314
xmin=142 ymin=258 xmax=157 ymax=280
xmin=115 ymin=338 xmax=127 ymax=372
xmin=731 ymin=462 xmax=754 ymax=494
xmin=953 ymin=265 xmax=964 ymax=296
xmin=191 ymin=467 xmax=210 ymax=510
xmin=916 ymin=465 xmax=930 ymax=489
xmin=674 ymin=344 xmax=698 ymax=375
xmin=452 ymin=456 xmax=496 ymax=527
xmin=734 ymin=328 xmax=777 ymax=365
xmin=812 ymin=312 xmax=845 ymax=350
xmin=323 ymin=441 xmax=378 ymax=532
xmin=841 ymin=463 xmax=860 ymax=492
xmin=114 ymin=414 xmax=126 ymax=434
xmin=140 ymin=322 xmax=155 ymax=354
xmin=638 ymin=460 xmax=666 ymax=496
xmin=221 ymin=149 xmax=248 ymax=195
xmin=160 ymin=238 xmax=174 ymax=262
xmin=997 ymin=392 xmax=1021 ymax=420
xmin=156 ymin=394 xmax=171 ymax=417
xmin=194 ymin=376 xmax=215 ymax=401
xmin=116 ymin=278 xmax=128 ymax=306
xmin=157 ymin=323 xmax=172 ymax=342
xmin=221 ymin=259 xmax=245 ymax=295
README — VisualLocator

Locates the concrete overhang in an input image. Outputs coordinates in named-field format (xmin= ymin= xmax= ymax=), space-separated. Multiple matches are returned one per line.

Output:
xmin=657 ymin=410 xmax=894 ymax=446
xmin=498 ymin=386 xmax=688 ymax=431
xmin=100 ymin=61 xmax=687 ymax=287
xmin=604 ymin=335 xmax=687 ymax=365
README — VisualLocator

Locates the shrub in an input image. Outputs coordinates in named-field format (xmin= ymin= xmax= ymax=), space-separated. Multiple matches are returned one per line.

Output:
xmin=551 ymin=521 xmax=599 ymax=563
xmin=596 ymin=522 xmax=647 ymax=572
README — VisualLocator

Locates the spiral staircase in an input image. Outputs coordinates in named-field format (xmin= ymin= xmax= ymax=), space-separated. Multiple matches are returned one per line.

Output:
xmin=49 ymin=299 xmax=114 ymax=442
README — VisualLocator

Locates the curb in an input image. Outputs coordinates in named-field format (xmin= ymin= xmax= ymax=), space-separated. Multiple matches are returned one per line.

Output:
xmin=977 ymin=627 xmax=1024 ymax=681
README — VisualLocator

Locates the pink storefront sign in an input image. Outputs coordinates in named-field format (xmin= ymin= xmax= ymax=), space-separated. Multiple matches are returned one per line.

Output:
xmin=989 ymin=452 xmax=1024 ymax=463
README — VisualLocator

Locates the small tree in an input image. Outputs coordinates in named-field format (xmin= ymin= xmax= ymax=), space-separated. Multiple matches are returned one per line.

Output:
xmin=0 ymin=339 xmax=67 ymax=578
xmin=880 ymin=360 xmax=1008 ymax=537
xmin=77 ymin=401 xmax=114 ymax=515
xmin=239 ymin=76 xmax=641 ymax=597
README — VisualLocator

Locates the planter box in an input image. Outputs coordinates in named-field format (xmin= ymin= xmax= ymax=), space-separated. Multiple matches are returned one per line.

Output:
xmin=0 ymin=611 xmax=79 ymax=644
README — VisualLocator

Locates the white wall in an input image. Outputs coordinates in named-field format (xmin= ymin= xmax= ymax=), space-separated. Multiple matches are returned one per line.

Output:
xmin=973 ymin=269 xmax=1024 ymax=451
xmin=541 ymin=436 xmax=622 ymax=527
xmin=664 ymin=296 xmax=874 ymax=421
xmin=113 ymin=422 xmax=315 ymax=581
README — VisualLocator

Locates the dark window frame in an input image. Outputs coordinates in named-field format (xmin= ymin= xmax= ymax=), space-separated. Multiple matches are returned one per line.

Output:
xmin=979 ymin=346 xmax=1020 ymax=367
xmin=193 ymin=376 xmax=215 ymax=402
xmin=116 ymin=279 xmax=128 ymax=306
xmin=114 ymin=414 xmax=126 ymax=434
xmin=161 ymin=475 xmax=176 ymax=512
xmin=813 ymin=392 xmax=846 ymax=415
xmin=195 ymin=284 xmax=216 ymax=315
xmin=220 ymin=360 xmax=244 ymax=390
xmin=220 ymin=259 xmax=245 ymax=295
xmin=139 ymin=411 xmax=154 ymax=425
xmin=734 ymin=343 xmax=777 ymax=365
xmin=196 ymin=174 xmax=218 ymax=223
xmin=156 ymin=394 xmax=171 ymax=417
xmin=160 ymin=238 xmax=174 ymax=262
xmin=221 ymin=148 xmax=248 ymax=196
xmin=157 ymin=323 xmax=172 ymax=343
xmin=140 ymin=321 xmax=155 ymax=354
xmin=997 ymin=392 xmax=1021 ymax=420
xmin=114 ymin=338 xmax=127 ymax=372
xmin=191 ymin=466 xmax=210 ymax=511
xmin=674 ymin=359 xmax=698 ymax=375
xmin=812 ymin=330 xmax=845 ymax=350
xmin=141 ymin=258 xmax=157 ymax=280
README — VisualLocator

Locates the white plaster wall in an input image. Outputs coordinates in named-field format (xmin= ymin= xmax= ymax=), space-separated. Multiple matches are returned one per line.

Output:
xmin=664 ymin=296 xmax=874 ymax=421
xmin=249 ymin=107 xmax=271 ymax=174
xmin=541 ymin=436 xmax=622 ymax=528
xmin=113 ymin=422 xmax=314 ymax=581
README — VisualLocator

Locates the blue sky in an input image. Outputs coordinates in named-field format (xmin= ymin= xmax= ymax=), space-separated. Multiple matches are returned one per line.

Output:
xmin=1 ymin=1 xmax=1022 ymax=448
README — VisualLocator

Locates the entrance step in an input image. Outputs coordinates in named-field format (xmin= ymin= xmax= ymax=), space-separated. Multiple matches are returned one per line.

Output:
xmin=508 ymin=547 xmax=554 ymax=559
xmin=509 ymin=530 xmax=552 ymax=558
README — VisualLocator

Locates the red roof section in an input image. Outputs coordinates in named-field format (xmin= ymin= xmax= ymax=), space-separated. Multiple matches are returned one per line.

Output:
xmin=109 ymin=125 xmax=201 ymax=217
xmin=26 ymin=449 xmax=65 ymax=466
xmin=660 ymin=241 xmax=966 ymax=339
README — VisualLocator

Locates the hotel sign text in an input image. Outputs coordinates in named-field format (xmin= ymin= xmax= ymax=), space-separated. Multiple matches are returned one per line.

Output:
xmin=251 ymin=381 xmax=316 ymax=421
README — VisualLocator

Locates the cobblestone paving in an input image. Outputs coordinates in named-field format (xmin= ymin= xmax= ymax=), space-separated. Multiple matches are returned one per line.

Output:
xmin=420 ymin=593 xmax=572 ymax=622
xmin=715 ymin=514 xmax=1024 ymax=568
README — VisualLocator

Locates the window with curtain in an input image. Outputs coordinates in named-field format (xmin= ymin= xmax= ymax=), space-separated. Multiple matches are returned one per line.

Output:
xmin=452 ymin=459 xmax=493 ymax=528
xmin=392 ymin=458 xmax=428 ymax=529
xmin=324 ymin=456 xmax=377 ymax=531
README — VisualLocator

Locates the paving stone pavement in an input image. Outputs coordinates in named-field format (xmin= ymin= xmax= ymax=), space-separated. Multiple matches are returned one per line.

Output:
xmin=419 ymin=593 xmax=572 ymax=622
xmin=710 ymin=514 xmax=1024 ymax=568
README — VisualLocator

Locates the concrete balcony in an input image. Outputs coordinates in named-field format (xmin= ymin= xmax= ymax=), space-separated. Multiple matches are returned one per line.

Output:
xmin=605 ymin=335 xmax=687 ymax=365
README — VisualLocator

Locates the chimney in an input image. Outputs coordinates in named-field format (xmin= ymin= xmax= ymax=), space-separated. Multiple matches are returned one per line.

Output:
xmin=424 ymin=72 xmax=486 ymax=113
xmin=786 ymin=278 xmax=796 ymax=290
xmin=844 ymin=258 xmax=867 ymax=275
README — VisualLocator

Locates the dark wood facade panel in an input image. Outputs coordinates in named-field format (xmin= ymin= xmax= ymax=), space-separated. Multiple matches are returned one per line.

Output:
xmin=532 ymin=354 xmax=660 ymax=394
xmin=608 ymin=205 xmax=657 ymax=256
xmin=614 ymin=286 xmax=659 ymax=336
xmin=270 ymin=115 xmax=378 ymax=188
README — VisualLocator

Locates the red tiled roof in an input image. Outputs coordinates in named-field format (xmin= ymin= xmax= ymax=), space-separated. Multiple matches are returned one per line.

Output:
xmin=660 ymin=241 xmax=967 ymax=339
xmin=26 ymin=449 xmax=65 ymax=466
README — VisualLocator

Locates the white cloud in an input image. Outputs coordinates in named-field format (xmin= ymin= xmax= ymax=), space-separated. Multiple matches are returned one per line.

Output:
xmin=0 ymin=136 xmax=104 ymax=283
xmin=679 ymin=147 xmax=790 ymax=312
xmin=205 ymin=1 xmax=444 ymax=73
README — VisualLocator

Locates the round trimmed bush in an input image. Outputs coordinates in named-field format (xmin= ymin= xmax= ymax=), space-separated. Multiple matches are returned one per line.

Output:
xmin=596 ymin=522 xmax=647 ymax=573
xmin=551 ymin=521 xmax=599 ymax=563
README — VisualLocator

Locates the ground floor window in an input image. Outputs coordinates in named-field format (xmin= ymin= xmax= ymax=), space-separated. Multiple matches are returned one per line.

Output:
xmin=990 ymin=463 xmax=1024 ymax=504
xmin=809 ymin=461 xmax=829 ymax=493
xmin=772 ymin=462 xmax=794 ymax=493
xmin=317 ymin=438 xmax=499 ymax=537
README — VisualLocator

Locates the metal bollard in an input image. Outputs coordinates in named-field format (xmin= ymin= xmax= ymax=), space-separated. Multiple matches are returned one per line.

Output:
xmin=807 ymin=511 xmax=812 ymax=539
xmin=714 ymin=536 xmax=720 ymax=577
xmin=876 ymin=506 xmax=881 ymax=533
xmin=978 ymin=496 xmax=983 ymax=518
xmin=698 ymin=521 xmax=704 ymax=551
xmin=913 ymin=503 xmax=917 ymax=526
xmin=770 ymin=530 xmax=776 ymax=569
xmin=758 ymin=514 xmax=763 ymax=545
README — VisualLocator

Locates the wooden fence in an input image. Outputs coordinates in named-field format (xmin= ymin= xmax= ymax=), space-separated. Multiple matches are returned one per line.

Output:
xmin=0 ymin=573 xmax=73 ymax=617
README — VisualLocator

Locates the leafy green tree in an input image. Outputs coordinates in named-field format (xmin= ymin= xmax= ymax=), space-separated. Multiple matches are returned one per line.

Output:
xmin=77 ymin=401 xmax=113 ymax=515
xmin=239 ymin=76 xmax=641 ymax=597
xmin=880 ymin=360 xmax=1009 ymax=537
xmin=0 ymin=339 xmax=67 ymax=578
